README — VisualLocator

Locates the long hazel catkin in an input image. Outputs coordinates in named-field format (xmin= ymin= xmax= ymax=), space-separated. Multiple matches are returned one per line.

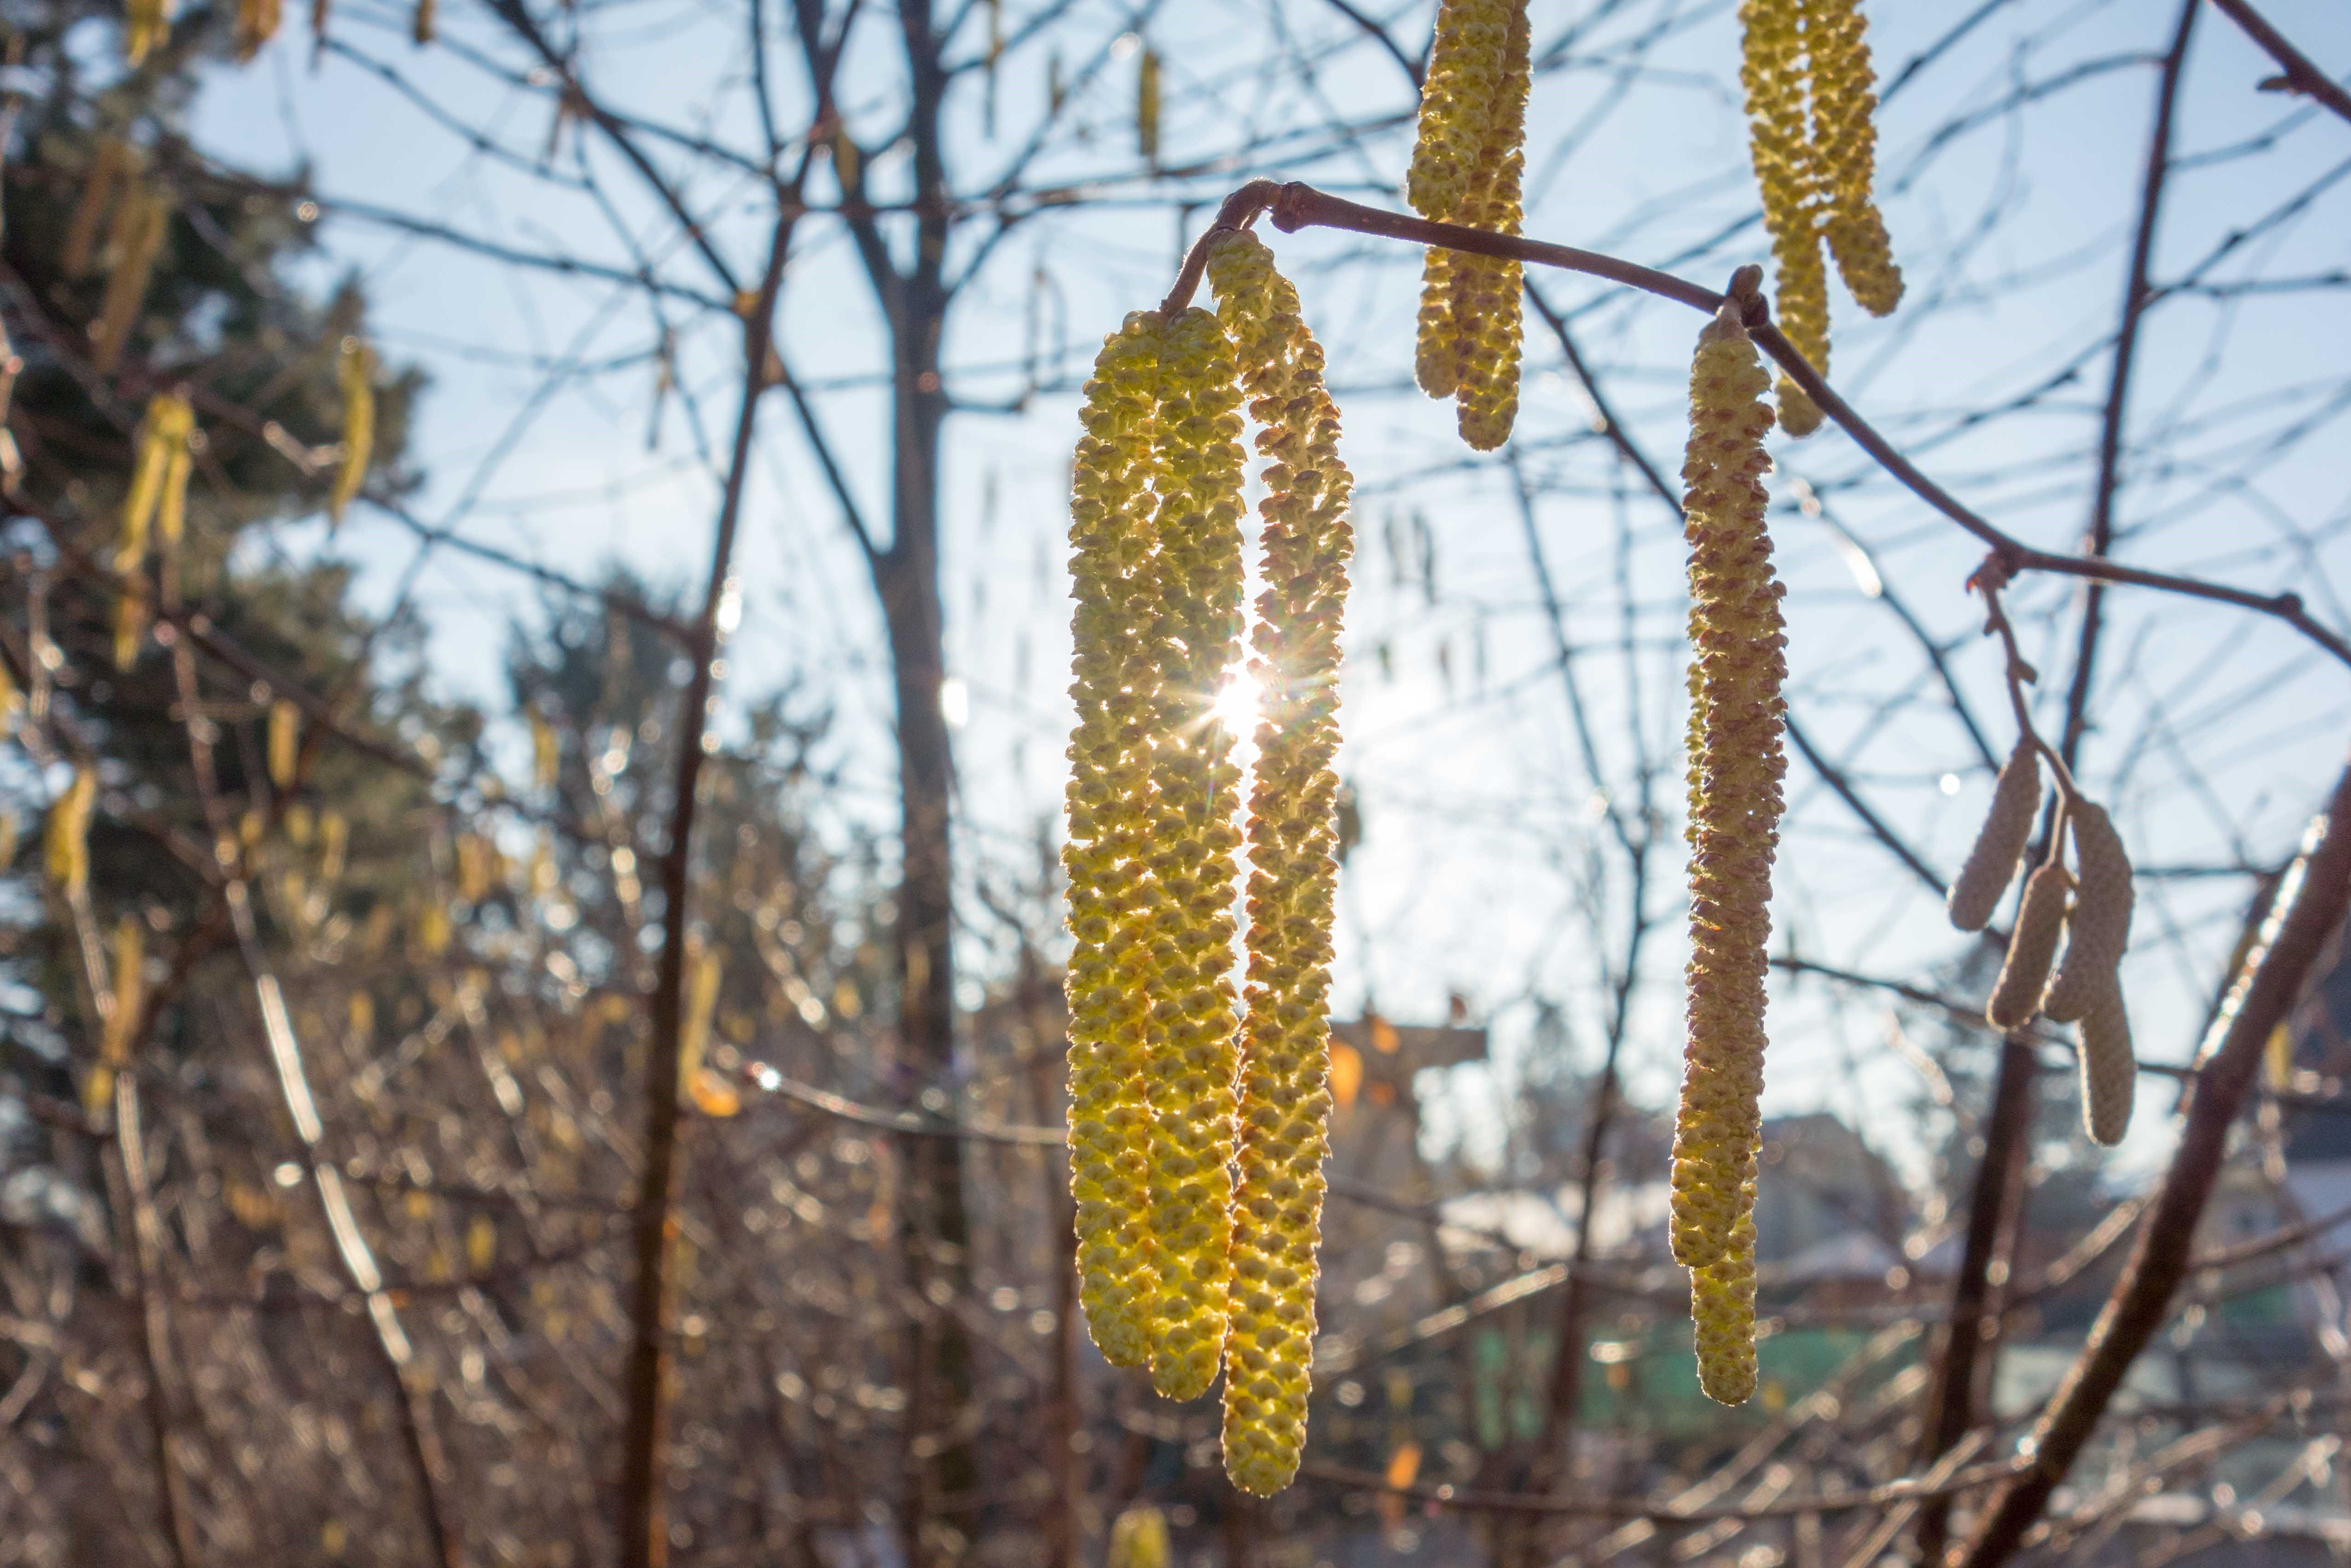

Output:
xmin=2078 ymin=982 xmax=2136 ymax=1146
xmin=1207 ymin=230 xmax=1354 ymax=1496
xmin=1948 ymin=737 xmax=2041 ymax=931
xmin=1668 ymin=300 xmax=1785 ymax=1282
xmin=1139 ymin=305 xmax=1248 ymax=1404
xmin=1064 ymin=314 xmax=1172 ymax=1370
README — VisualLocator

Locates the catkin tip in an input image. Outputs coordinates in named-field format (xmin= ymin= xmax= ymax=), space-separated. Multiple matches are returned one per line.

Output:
xmin=1948 ymin=739 xmax=2042 ymax=931
xmin=1987 ymin=861 xmax=2072 ymax=1030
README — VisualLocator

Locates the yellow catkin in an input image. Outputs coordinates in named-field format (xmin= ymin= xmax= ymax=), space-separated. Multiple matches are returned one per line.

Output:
xmin=465 ymin=1214 xmax=495 ymax=1274
xmin=2043 ymin=798 xmax=2133 ymax=1024
xmin=1406 ymin=0 xmax=1512 ymax=225
xmin=1807 ymin=0 xmax=1903 ymax=317
xmin=1208 ymin=230 xmax=1355 ymax=1496
xmin=125 ymin=0 xmax=174 ymax=65
xmin=1446 ymin=1 xmax=1530 ymax=451
xmin=1668 ymin=302 xmax=1785 ymax=1273
xmin=236 ymin=0 xmax=281 ymax=58
xmin=63 ymin=138 xmax=134 ymax=278
xmin=1108 ymin=1506 xmax=1170 ymax=1568
xmin=268 ymin=698 xmax=299 ymax=790
xmin=1738 ymin=0 xmax=1826 ymax=436
xmin=1947 ymin=738 xmax=2041 ymax=931
xmin=679 ymin=946 xmax=721 ymax=1093
xmin=0 ymin=666 xmax=17 ymax=739
xmin=412 ymin=0 xmax=433 ymax=44
xmin=0 ymin=812 xmax=14 ymax=874
xmin=93 ymin=187 xmax=169 ymax=373
xmin=1064 ymin=314 xmax=1172 ymax=1370
xmin=46 ymin=769 xmax=97 ymax=896
xmin=1137 ymin=49 xmax=1162 ymax=164
xmin=1414 ymin=247 xmax=1459 ymax=400
xmin=1692 ymin=1183 xmax=1759 ymax=1404
xmin=531 ymin=710 xmax=560 ymax=792
xmin=331 ymin=338 xmax=375 ymax=527
xmin=454 ymin=831 xmax=492 ymax=903
xmin=2078 ymin=980 xmax=2135 ymax=1146
xmin=1987 ymin=859 xmax=2072 ymax=1030
xmin=1140 ymin=304 xmax=1248 ymax=1403
xmin=319 ymin=812 xmax=348 ymax=881
xmin=86 ymin=915 xmax=146 ymax=1114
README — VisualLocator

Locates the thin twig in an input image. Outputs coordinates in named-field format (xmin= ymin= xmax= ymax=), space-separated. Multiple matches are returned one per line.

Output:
xmin=2206 ymin=0 xmax=2351 ymax=127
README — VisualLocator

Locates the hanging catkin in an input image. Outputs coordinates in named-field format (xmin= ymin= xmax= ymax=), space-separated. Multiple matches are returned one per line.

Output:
xmin=236 ymin=0 xmax=281 ymax=59
xmin=1207 ymin=230 xmax=1354 ymax=1496
xmin=1137 ymin=48 xmax=1162 ymax=164
xmin=1692 ymin=1182 xmax=1759 ymax=1404
xmin=268 ymin=699 xmax=299 ymax=790
xmin=125 ymin=0 xmax=174 ymax=65
xmin=1987 ymin=857 xmax=2071 ymax=1031
xmin=1948 ymin=737 xmax=2040 ymax=931
xmin=2042 ymin=799 xmax=2133 ymax=1023
xmin=46 ymin=768 xmax=97 ymax=896
xmin=1064 ymin=313 xmax=1172 ymax=1371
xmin=1738 ymin=0 xmax=1826 ymax=437
xmin=331 ymin=337 xmax=375 ymax=528
xmin=1139 ymin=304 xmax=1248 ymax=1404
xmin=63 ymin=138 xmax=134 ymax=278
xmin=1668 ymin=298 xmax=1785 ymax=1277
xmin=92 ymin=187 xmax=168 ymax=373
xmin=1407 ymin=0 xmax=1529 ymax=448
xmin=87 ymin=916 xmax=146 ymax=1114
xmin=1807 ymin=0 xmax=1903 ymax=316
xmin=2077 ymin=982 xmax=2135 ymax=1145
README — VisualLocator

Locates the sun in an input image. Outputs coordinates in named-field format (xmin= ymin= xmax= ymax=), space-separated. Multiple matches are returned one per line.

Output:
xmin=1213 ymin=670 xmax=1261 ymax=737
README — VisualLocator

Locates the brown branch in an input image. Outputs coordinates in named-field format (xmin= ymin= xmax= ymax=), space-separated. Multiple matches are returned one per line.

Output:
xmin=1954 ymin=750 xmax=2351 ymax=1568
xmin=2059 ymin=0 xmax=2198 ymax=768
xmin=616 ymin=207 xmax=795 ymax=1568
xmin=2207 ymin=0 xmax=2351 ymax=127
xmin=1233 ymin=181 xmax=2351 ymax=670
xmin=1298 ymin=1453 xmax=2030 ymax=1521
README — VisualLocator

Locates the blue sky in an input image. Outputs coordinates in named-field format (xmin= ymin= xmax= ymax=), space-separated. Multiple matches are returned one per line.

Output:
xmin=162 ymin=0 xmax=2351 ymax=1183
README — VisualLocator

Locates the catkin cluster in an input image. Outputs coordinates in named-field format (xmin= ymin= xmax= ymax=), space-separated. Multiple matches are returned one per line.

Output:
xmin=1406 ymin=0 xmax=1530 ymax=451
xmin=1948 ymin=756 xmax=2139 ymax=1144
xmin=117 ymin=393 xmax=194 ymax=670
xmin=1738 ymin=0 xmax=1902 ymax=435
xmin=1669 ymin=302 xmax=1785 ymax=1406
xmin=1063 ymin=229 xmax=1354 ymax=1495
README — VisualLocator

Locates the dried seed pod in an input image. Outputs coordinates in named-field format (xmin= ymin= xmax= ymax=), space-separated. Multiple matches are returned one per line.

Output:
xmin=1209 ymin=230 xmax=1355 ymax=1495
xmin=1948 ymin=738 xmax=2041 ymax=931
xmin=2077 ymin=980 xmax=2135 ymax=1146
xmin=331 ymin=338 xmax=376 ymax=527
xmin=269 ymin=699 xmax=299 ymax=790
xmin=1668 ymin=303 xmax=1785 ymax=1272
xmin=1139 ymin=304 xmax=1248 ymax=1403
xmin=46 ymin=768 xmax=97 ymax=896
xmin=1987 ymin=858 xmax=2073 ymax=1030
xmin=1808 ymin=0 xmax=1903 ymax=317
xmin=1692 ymin=1182 xmax=1759 ymax=1405
xmin=1064 ymin=313 xmax=1171 ymax=1370
xmin=2043 ymin=798 xmax=2133 ymax=1023
xmin=92 ymin=188 xmax=169 ymax=373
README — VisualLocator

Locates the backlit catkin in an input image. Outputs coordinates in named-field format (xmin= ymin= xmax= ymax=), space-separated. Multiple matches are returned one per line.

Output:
xmin=93 ymin=188 xmax=168 ymax=374
xmin=47 ymin=768 xmax=96 ymax=896
xmin=1445 ymin=1 xmax=1529 ymax=451
xmin=1064 ymin=314 xmax=1171 ymax=1370
xmin=1692 ymin=1184 xmax=1759 ymax=1405
xmin=1668 ymin=302 xmax=1784 ymax=1274
xmin=1807 ymin=0 xmax=1903 ymax=316
xmin=2078 ymin=981 xmax=2135 ymax=1146
xmin=1407 ymin=0 xmax=1529 ymax=449
xmin=236 ymin=0 xmax=281 ymax=58
xmin=2042 ymin=799 xmax=2133 ymax=1024
xmin=1208 ymin=230 xmax=1354 ymax=1495
xmin=1739 ymin=0 xmax=1826 ymax=437
xmin=331 ymin=338 xmax=376 ymax=527
xmin=1139 ymin=304 xmax=1247 ymax=1403
xmin=87 ymin=916 xmax=146 ymax=1114
xmin=269 ymin=699 xmax=299 ymax=790
xmin=1948 ymin=738 xmax=2040 ymax=931
xmin=126 ymin=0 xmax=174 ymax=65
xmin=1987 ymin=858 xmax=2071 ymax=1031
